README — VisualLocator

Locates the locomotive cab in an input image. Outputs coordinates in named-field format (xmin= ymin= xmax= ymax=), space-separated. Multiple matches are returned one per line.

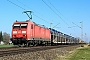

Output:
xmin=11 ymin=20 xmax=29 ymax=46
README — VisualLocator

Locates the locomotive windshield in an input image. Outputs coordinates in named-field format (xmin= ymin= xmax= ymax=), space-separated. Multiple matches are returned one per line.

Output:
xmin=13 ymin=24 xmax=20 ymax=28
xmin=21 ymin=24 xmax=27 ymax=28
xmin=13 ymin=24 xmax=27 ymax=29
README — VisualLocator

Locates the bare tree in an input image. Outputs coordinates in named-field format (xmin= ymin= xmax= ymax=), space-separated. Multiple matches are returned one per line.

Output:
xmin=3 ymin=32 xmax=10 ymax=44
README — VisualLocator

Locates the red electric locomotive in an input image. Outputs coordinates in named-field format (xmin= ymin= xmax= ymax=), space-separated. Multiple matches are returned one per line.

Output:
xmin=11 ymin=20 xmax=51 ymax=46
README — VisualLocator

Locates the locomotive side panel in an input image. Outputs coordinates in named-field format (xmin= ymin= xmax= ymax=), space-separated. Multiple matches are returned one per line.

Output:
xmin=28 ymin=23 xmax=34 ymax=40
xmin=34 ymin=25 xmax=40 ymax=39
xmin=41 ymin=27 xmax=45 ymax=39
xmin=26 ymin=23 xmax=31 ymax=40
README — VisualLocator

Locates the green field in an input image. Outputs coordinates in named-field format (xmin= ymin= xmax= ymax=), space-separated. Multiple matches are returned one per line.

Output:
xmin=54 ymin=45 xmax=90 ymax=60
xmin=0 ymin=44 xmax=15 ymax=48
xmin=69 ymin=46 xmax=90 ymax=60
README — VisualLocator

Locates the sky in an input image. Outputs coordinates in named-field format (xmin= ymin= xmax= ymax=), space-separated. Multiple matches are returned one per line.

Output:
xmin=0 ymin=0 xmax=90 ymax=42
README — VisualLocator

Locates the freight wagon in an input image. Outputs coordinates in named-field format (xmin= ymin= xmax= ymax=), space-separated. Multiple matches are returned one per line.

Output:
xmin=49 ymin=28 xmax=80 ymax=45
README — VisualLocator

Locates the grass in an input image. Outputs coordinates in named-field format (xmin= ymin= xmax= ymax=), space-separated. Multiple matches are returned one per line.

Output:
xmin=69 ymin=46 xmax=90 ymax=60
xmin=54 ymin=45 xmax=90 ymax=60
xmin=0 ymin=44 xmax=15 ymax=48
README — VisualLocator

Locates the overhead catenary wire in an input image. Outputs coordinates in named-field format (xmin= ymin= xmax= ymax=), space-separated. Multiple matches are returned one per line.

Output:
xmin=42 ymin=0 xmax=78 ymax=37
xmin=16 ymin=0 xmax=43 ymax=16
xmin=47 ymin=0 xmax=81 ymax=31
xmin=72 ymin=22 xmax=84 ymax=40
xmin=42 ymin=0 xmax=69 ymax=26
xmin=48 ymin=0 xmax=68 ymax=20
xmin=72 ymin=22 xmax=81 ymax=28
xmin=16 ymin=0 xmax=53 ymax=24
xmin=52 ymin=23 xmax=60 ymax=28
xmin=7 ymin=0 xmax=26 ymax=10
xmin=33 ymin=14 xmax=49 ymax=23
xmin=7 ymin=0 xmax=49 ymax=24
xmin=16 ymin=0 xmax=50 ymax=23
xmin=16 ymin=0 xmax=53 ymax=23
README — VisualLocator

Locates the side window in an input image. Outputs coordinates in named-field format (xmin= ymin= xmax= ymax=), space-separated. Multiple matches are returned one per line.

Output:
xmin=31 ymin=24 xmax=33 ymax=29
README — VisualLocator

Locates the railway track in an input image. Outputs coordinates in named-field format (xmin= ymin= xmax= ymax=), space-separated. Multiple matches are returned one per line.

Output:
xmin=0 ymin=44 xmax=81 ymax=57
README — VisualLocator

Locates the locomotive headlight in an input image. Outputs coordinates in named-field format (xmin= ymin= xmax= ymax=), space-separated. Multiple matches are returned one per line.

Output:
xmin=22 ymin=31 xmax=26 ymax=33
xmin=13 ymin=31 xmax=17 ymax=34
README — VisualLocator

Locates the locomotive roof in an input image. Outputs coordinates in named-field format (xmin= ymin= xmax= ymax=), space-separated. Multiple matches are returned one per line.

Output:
xmin=33 ymin=22 xmax=49 ymax=29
